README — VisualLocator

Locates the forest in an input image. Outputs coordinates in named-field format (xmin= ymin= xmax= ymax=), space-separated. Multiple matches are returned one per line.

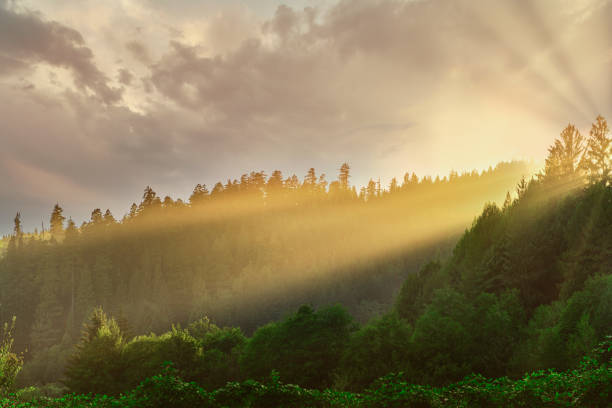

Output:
xmin=0 ymin=115 xmax=611 ymax=407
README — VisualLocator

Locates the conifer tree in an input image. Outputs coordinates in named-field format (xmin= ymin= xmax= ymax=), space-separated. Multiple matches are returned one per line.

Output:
xmin=267 ymin=171 xmax=284 ymax=201
xmin=189 ymin=184 xmax=209 ymax=206
xmin=128 ymin=203 xmax=138 ymax=219
xmin=503 ymin=191 xmax=512 ymax=210
xmin=211 ymin=182 xmax=224 ymax=197
xmin=339 ymin=163 xmax=351 ymax=190
xmin=90 ymin=208 xmax=103 ymax=224
xmin=366 ymin=179 xmax=377 ymax=200
xmin=516 ymin=176 xmax=528 ymax=199
xmin=389 ymin=177 xmax=399 ymax=193
xmin=544 ymin=124 xmax=585 ymax=181
xmin=318 ymin=173 xmax=328 ymax=192
xmin=9 ymin=213 xmax=23 ymax=250
xmin=49 ymin=204 xmax=66 ymax=241
xmin=584 ymin=115 xmax=611 ymax=183
xmin=304 ymin=168 xmax=317 ymax=187
xmin=64 ymin=307 xmax=125 ymax=395
xmin=103 ymin=209 xmax=116 ymax=225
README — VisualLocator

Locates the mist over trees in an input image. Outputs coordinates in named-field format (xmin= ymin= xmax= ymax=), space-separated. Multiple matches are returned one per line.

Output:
xmin=0 ymin=116 xmax=609 ymax=405
xmin=0 ymin=160 xmax=530 ymax=385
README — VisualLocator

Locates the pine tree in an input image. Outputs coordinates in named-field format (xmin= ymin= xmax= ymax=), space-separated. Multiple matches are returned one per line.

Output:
xmin=339 ymin=163 xmax=350 ymax=190
xmin=503 ymin=191 xmax=512 ymax=210
xmin=49 ymin=204 xmax=66 ymax=241
xmin=544 ymin=124 xmax=585 ymax=181
xmin=584 ymin=115 xmax=611 ymax=183
xmin=267 ymin=171 xmax=284 ymax=201
xmin=389 ymin=177 xmax=399 ymax=194
xmin=211 ymin=182 xmax=224 ymax=198
xmin=304 ymin=168 xmax=317 ymax=188
xmin=64 ymin=307 xmax=125 ymax=395
xmin=90 ymin=209 xmax=103 ymax=224
xmin=516 ymin=176 xmax=528 ymax=199
xmin=103 ymin=209 xmax=116 ymax=225
xmin=9 ymin=213 xmax=23 ymax=251
xmin=189 ymin=184 xmax=210 ymax=206
xmin=128 ymin=203 xmax=138 ymax=219
xmin=318 ymin=173 xmax=328 ymax=193
xmin=366 ymin=179 xmax=377 ymax=200
xmin=141 ymin=186 xmax=157 ymax=207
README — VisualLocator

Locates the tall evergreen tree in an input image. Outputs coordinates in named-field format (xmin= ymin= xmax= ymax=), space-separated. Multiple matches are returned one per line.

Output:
xmin=103 ymin=209 xmax=116 ymax=225
xmin=9 ymin=213 xmax=23 ymax=250
xmin=584 ymin=115 xmax=611 ymax=183
xmin=304 ymin=168 xmax=317 ymax=187
xmin=339 ymin=163 xmax=351 ymax=190
xmin=49 ymin=204 xmax=66 ymax=240
xmin=544 ymin=124 xmax=585 ymax=181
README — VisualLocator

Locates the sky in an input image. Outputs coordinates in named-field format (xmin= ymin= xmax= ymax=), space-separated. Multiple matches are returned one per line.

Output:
xmin=0 ymin=0 xmax=611 ymax=233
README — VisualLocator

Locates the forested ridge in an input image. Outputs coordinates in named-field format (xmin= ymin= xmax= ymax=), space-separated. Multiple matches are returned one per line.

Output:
xmin=0 ymin=116 xmax=611 ymax=407
xmin=0 ymin=160 xmax=531 ymax=385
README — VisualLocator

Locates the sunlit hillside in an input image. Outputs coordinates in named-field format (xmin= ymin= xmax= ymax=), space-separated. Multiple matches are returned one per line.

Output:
xmin=0 ymin=161 xmax=532 ymax=357
xmin=0 ymin=116 xmax=609 ymax=408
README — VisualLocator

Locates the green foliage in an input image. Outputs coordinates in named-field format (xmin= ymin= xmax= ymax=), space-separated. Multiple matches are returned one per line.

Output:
xmin=63 ymin=308 xmax=125 ymax=395
xmin=12 ymin=383 xmax=67 ymax=403
xmin=241 ymin=305 xmax=356 ymax=389
xmin=1 ymin=341 xmax=610 ymax=407
xmin=0 ymin=117 xmax=609 ymax=402
xmin=392 ymin=179 xmax=612 ymax=382
xmin=125 ymin=363 xmax=215 ymax=408
xmin=61 ymin=310 xmax=246 ymax=396
xmin=339 ymin=313 xmax=412 ymax=391
xmin=0 ymin=160 xmax=529 ymax=388
xmin=1 ymin=317 xmax=23 ymax=395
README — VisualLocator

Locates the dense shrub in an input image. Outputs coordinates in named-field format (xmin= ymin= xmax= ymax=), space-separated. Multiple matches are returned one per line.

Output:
xmin=240 ymin=305 xmax=357 ymax=389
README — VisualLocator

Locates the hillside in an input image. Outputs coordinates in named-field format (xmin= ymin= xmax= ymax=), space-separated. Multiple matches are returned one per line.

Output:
xmin=0 ymin=117 xmax=610 ymax=406
xmin=1 ymin=149 xmax=610 ymax=407
xmin=41 ymin=174 xmax=609 ymax=400
xmin=0 ymin=161 xmax=531 ymax=386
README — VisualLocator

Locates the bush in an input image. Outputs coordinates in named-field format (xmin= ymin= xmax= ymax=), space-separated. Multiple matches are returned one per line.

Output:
xmin=1 ymin=317 xmax=23 ymax=396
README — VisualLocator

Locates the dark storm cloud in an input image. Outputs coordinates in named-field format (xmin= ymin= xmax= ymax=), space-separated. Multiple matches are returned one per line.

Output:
xmin=0 ymin=1 xmax=122 ymax=103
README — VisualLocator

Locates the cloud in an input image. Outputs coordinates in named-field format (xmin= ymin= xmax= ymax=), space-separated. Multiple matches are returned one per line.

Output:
xmin=125 ymin=40 xmax=152 ymax=64
xmin=0 ymin=1 xmax=122 ymax=103
xmin=1 ymin=0 xmax=611 ymax=233
xmin=117 ymin=68 xmax=134 ymax=85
